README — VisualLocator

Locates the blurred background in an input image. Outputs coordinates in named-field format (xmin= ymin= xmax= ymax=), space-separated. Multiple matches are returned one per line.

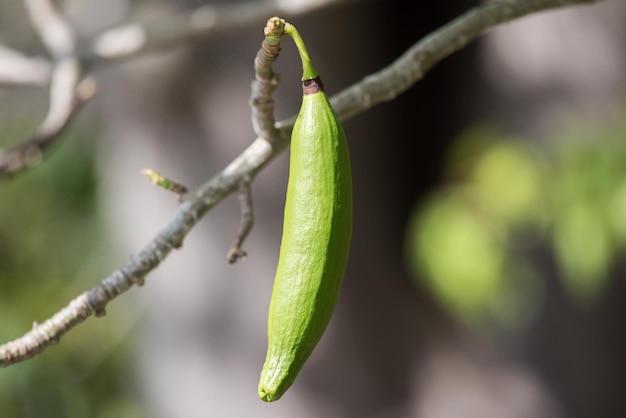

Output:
xmin=1 ymin=0 xmax=626 ymax=417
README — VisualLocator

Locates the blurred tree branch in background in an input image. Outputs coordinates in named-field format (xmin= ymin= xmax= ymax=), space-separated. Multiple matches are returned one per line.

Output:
xmin=0 ymin=0 xmax=97 ymax=175
xmin=0 ymin=0 xmax=604 ymax=366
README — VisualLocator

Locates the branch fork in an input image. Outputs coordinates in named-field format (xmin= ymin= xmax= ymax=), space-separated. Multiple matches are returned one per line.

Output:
xmin=0 ymin=0 xmax=94 ymax=177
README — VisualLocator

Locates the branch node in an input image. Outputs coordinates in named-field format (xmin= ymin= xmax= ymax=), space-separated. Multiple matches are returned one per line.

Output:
xmin=24 ymin=145 xmax=44 ymax=167
xmin=76 ymin=76 xmax=98 ymax=102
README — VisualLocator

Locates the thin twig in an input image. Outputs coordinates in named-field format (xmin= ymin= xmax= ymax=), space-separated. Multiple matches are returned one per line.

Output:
xmin=249 ymin=17 xmax=285 ymax=145
xmin=0 ymin=134 xmax=274 ymax=366
xmin=142 ymin=168 xmax=189 ymax=201
xmin=0 ymin=44 xmax=52 ymax=86
xmin=83 ymin=0 xmax=356 ymax=65
xmin=0 ymin=0 xmax=355 ymax=88
xmin=228 ymin=17 xmax=287 ymax=262
xmin=227 ymin=176 xmax=255 ymax=263
xmin=329 ymin=0 xmax=600 ymax=122
xmin=25 ymin=0 xmax=75 ymax=57
xmin=0 ymin=0 xmax=601 ymax=367
xmin=0 ymin=0 xmax=345 ymax=176
xmin=0 ymin=0 xmax=92 ymax=177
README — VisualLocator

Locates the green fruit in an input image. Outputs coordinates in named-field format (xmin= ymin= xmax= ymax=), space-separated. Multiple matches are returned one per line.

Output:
xmin=258 ymin=30 xmax=352 ymax=400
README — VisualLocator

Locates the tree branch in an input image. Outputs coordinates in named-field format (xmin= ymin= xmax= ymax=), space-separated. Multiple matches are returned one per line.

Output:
xmin=227 ymin=175 xmax=255 ymax=264
xmin=0 ymin=0 xmax=601 ymax=367
xmin=83 ymin=0 xmax=356 ymax=65
xmin=141 ymin=168 xmax=189 ymax=200
xmin=0 ymin=0 xmax=355 ymax=88
xmin=0 ymin=44 xmax=52 ymax=86
xmin=0 ymin=0 xmax=350 ymax=176
xmin=0 ymin=0 xmax=94 ymax=176
xmin=331 ymin=0 xmax=601 ymax=121
xmin=249 ymin=16 xmax=285 ymax=145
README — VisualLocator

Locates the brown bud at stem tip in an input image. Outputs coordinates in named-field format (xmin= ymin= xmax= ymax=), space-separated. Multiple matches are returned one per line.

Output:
xmin=302 ymin=77 xmax=324 ymax=95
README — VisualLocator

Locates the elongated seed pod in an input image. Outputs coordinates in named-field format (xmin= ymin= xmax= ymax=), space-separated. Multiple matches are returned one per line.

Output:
xmin=258 ymin=25 xmax=352 ymax=402
xmin=258 ymin=76 xmax=352 ymax=402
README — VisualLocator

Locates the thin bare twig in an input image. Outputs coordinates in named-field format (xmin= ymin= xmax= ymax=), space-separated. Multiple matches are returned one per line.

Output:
xmin=249 ymin=16 xmax=285 ymax=145
xmin=83 ymin=0 xmax=356 ymax=65
xmin=25 ymin=0 xmax=75 ymax=57
xmin=142 ymin=168 xmax=189 ymax=201
xmin=228 ymin=17 xmax=287 ymax=262
xmin=0 ymin=0 xmax=356 ymax=88
xmin=227 ymin=176 xmax=255 ymax=263
xmin=0 ymin=0 xmax=350 ymax=176
xmin=0 ymin=44 xmax=52 ymax=86
xmin=0 ymin=0 xmax=93 ymax=177
xmin=330 ymin=0 xmax=601 ymax=121
xmin=0 ymin=0 xmax=601 ymax=367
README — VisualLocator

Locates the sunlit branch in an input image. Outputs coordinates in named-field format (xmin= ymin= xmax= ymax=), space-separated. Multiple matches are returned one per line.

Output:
xmin=0 ymin=0 xmax=601 ymax=366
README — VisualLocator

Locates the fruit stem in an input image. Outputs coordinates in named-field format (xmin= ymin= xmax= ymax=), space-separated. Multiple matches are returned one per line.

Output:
xmin=284 ymin=23 xmax=318 ymax=81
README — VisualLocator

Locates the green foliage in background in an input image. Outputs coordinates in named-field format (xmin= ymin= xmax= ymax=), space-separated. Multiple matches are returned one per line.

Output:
xmin=0 ymin=132 xmax=144 ymax=418
xmin=405 ymin=107 xmax=626 ymax=326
